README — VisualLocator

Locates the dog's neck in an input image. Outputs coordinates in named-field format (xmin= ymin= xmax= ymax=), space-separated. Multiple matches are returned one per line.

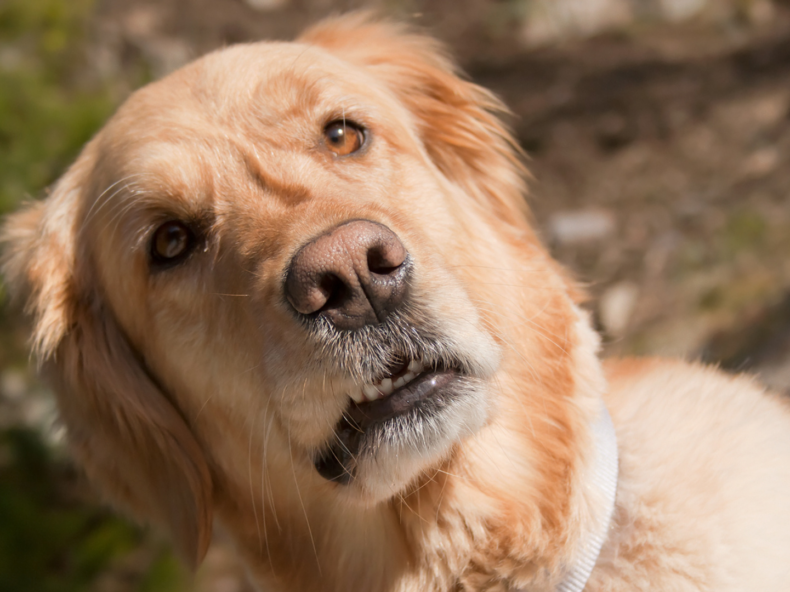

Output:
xmin=214 ymin=308 xmax=616 ymax=592
xmin=545 ymin=401 xmax=618 ymax=592
xmin=395 ymin=312 xmax=617 ymax=592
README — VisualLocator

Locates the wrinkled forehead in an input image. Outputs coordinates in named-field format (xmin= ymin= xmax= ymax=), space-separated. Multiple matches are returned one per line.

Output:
xmin=134 ymin=41 xmax=395 ymax=128
xmin=179 ymin=41 xmax=394 ymax=131
xmin=83 ymin=41 xmax=410 ymax=212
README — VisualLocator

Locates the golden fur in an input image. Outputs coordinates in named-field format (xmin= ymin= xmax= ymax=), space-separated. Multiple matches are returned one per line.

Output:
xmin=5 ymin=14 xmax=790 ymax=591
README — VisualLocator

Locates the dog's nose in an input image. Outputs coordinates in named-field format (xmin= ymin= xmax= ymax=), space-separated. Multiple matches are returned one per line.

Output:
xmin=284 ymin=220 xmax=411 ymax=330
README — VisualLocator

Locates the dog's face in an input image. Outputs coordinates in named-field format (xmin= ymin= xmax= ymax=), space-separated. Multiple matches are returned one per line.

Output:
xmin=3 ymin=16 xmax=592 ymax=586
xmin=92 ymin=32 xmax=507 ymax=497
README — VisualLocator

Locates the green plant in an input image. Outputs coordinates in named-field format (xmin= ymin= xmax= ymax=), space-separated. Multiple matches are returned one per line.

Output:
xmin=0 ymin=0 xmax=116 ymax=213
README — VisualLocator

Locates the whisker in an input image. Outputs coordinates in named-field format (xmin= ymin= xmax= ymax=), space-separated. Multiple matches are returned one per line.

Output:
xmin=260 ymin=395 xmax=277 ymax=571
xmin=287 ymin=431 xmax=321 ymax=574
xmin=249 ymin=413 xmax=263 ymax=556
xmin=103 ymin=191 xmax=147 ymax=246
xmin=434 ymin=467 xmax=450 ymax=521
xmin=195 ymin=395 xmax=214 ymax=421
xmin=396 ymin=491 xmax=428 ymax=524
xmin=262 ymin=396 xmax=281 ymax=533
xmin=213 ymin=293 xmax=251 ymax=298
xmin=446 ymin=264 xmax=538 ymax=272
xmin=449 ymin=309 xmax=540 ymax=443
xmin=81 ymin=173 xmax=151 ymax=231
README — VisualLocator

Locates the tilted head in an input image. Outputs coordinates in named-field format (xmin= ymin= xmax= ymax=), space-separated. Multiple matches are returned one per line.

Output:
xmin=3 ymin=14 xmax=605 ymax=591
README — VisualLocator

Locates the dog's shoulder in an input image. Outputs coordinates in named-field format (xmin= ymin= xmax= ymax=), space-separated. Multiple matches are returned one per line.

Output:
xmin=597 ymin=357 xmax=790 ymax=590
xmin=603 ymin=356 xmax=790 ymax=460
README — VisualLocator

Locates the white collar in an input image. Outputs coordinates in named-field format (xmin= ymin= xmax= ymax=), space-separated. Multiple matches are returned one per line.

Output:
xmin=514 ymin=401 xmax=619 ymax=592
xmin=557 ymin=401 xmax=619 ymax=592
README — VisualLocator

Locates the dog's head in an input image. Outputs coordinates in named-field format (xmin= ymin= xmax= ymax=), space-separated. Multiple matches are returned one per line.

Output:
xmin=3 ymin=15 xmax=598 ymax=583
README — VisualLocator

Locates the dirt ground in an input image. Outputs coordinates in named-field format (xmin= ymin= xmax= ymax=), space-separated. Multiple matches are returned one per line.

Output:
xmin=4 ymin=1 xmax=790 ymax=590
xmin=473 ymin=13 xmax=790 ymax=385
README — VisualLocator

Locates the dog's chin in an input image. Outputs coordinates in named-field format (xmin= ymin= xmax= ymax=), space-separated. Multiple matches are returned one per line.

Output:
xmin=314 ymin=367 xmax=490 ymax=505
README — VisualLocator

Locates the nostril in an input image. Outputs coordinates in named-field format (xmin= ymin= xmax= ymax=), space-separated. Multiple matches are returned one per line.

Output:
xmin=318 ymin=273 xmax=350 ymax=312
xmin=367 ymin=251 xmax=398 ymax=275
xmin=367 ymin=242 xmax=407 ymax=276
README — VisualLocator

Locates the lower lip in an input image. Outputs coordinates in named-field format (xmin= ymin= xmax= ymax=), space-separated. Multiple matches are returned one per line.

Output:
xmin=346 ymin=370 xmax=457 ymax=429
xmin=314 ymin=369 xmax=461 ymax=483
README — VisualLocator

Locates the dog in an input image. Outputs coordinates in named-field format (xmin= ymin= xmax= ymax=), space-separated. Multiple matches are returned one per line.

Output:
xmin=4 ymin=13 xmax=790 ymax=592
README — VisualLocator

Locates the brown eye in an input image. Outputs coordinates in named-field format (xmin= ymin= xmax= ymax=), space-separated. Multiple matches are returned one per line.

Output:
xmin=323 ymin=120 xmax=365 ymax=156
xmin=150 ymin=221 xmax=194 ymax=265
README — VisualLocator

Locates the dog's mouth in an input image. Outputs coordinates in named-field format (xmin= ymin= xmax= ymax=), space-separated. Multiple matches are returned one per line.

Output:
xmin=347 ymin=358 xmax=428 ymax=404
xmin=314 ymin=357 xmax=466 ymax=484
xmin=303 ymin=311 xmax=495 ymax=493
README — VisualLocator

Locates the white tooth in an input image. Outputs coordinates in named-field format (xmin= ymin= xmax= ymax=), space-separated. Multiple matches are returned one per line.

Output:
xmin=363 ymin=384 xmax=380 ymax=401
xmin=380 ymin=378 xmax=393 ymax=396
xmin=393 ymin=376 xmax=407 ymax=389
xmin=408 ymin=360 xmax=424 ymax=373
xmin=402 ymin=372 xmax=416 ymax=384
xmin=349 ymin=385 xmax=365 ymax=404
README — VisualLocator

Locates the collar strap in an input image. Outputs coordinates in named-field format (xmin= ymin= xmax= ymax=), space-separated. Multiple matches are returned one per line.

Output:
xmin=512 ymin=402 xmax=619 ymax=592
xmin=556 ymin=401 xmax=619 ymax=592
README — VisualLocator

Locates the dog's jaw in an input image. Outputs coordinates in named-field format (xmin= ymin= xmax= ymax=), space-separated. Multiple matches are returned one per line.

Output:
xmin=306 ymin=307 xmax=502 ymax=503
xmin=210 ymin=300 xmax=613 ymax=592
xmin=329 ymin=371 xmax=492 ymax=502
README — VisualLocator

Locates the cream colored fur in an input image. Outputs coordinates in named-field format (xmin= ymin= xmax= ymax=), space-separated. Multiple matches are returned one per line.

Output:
xmin=3 ymin=13 xmax=790 ymax=592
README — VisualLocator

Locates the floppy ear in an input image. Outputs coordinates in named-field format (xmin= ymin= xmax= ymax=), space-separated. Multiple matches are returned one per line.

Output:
xmin=300 ymin=13 xmax=530 ymax=226
xmin=1 ymin=156 xmax=213 ymax=568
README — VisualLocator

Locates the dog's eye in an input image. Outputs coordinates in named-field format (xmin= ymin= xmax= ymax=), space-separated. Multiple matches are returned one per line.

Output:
xmin=324 ymin=120 xmax=365 ymax=156
xmin=150 ymin=221 xmax=195 ymax=265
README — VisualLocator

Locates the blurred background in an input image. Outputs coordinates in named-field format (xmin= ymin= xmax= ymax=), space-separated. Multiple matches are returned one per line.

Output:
xmin=2 ymin=0 xmax=790 ymax=590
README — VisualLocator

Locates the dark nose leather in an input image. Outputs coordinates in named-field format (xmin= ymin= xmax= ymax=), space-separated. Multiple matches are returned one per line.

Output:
xmin=284 ymin=220 xmax=410 ymax=330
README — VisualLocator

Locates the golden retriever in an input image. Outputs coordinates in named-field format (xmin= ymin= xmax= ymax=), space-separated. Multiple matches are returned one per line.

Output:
xmin=5 ymin=13 xmax=790 ymax=592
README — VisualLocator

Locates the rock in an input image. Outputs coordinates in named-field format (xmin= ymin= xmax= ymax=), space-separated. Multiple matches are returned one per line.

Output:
xmin=125 ymin=5 xmax=163 ymax=38
xmin=144 ymin=38 xmax=193 ymax=77
xmin=660 ymin=0 xmax=707 ymax=21
xmin=520 ymin=0 xmax=632 ymax=46
xmin=741 ymin=147 xmax=779 ymax=179
xmin=548 ymin=209 xmax=616 ymax=245
xmin=1 ymin=369 xmax=28 ymax=401
xmin=747 ymin=0 xmax=776 ymax=25
xmin=243 ymin=0 xmax=289 ymax=11
xmin=600 ymin=282 xmax=640 ymax=337
xmin=517 ymin=0 xmax=777 ymax=44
